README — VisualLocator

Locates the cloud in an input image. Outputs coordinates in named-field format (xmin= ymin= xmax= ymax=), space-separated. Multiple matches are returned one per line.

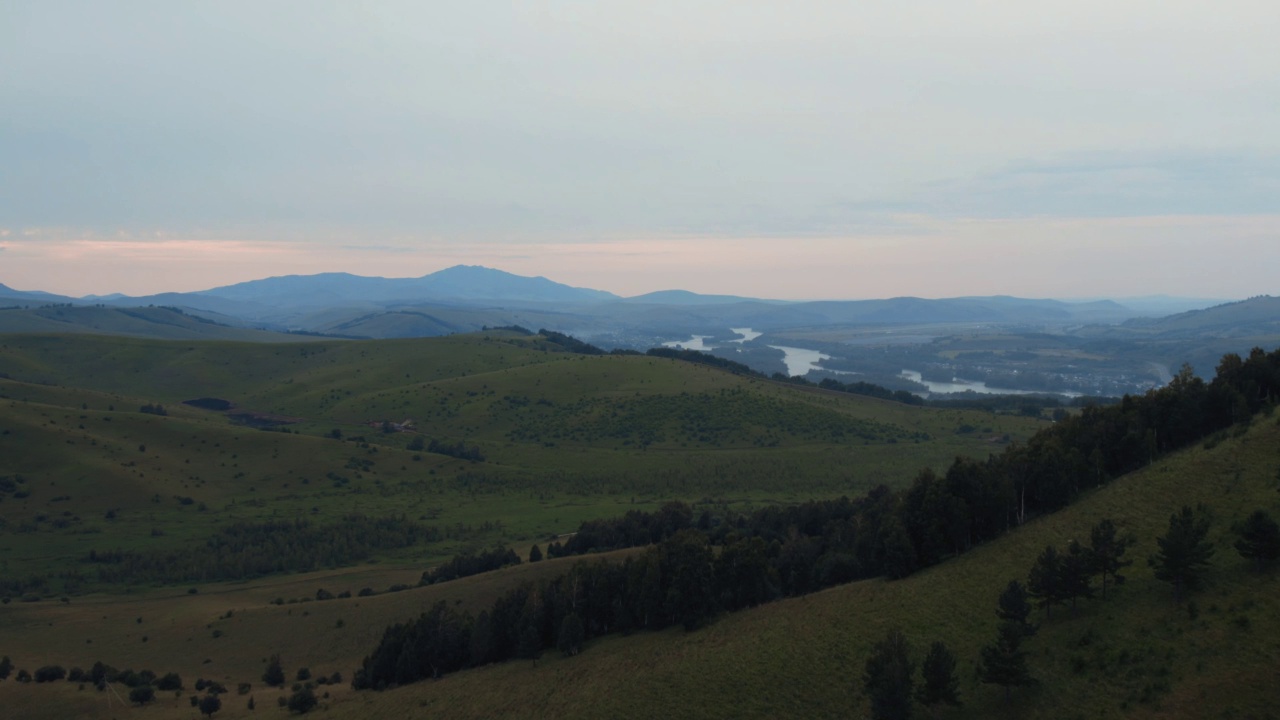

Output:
xmin=915 ymin=150 xmax=1280 ymax=218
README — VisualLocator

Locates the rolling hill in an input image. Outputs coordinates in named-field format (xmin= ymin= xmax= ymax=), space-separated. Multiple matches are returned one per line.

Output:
xmin=0 ymin=360 xmax=1275 ymax=718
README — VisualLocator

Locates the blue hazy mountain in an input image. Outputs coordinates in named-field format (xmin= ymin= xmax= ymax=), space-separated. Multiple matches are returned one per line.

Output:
xmin=197 ymin=265 xmax=619 ymax=306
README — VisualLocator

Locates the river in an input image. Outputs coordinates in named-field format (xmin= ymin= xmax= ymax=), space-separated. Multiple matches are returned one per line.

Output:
xmin=900 ymin=370 xmax=1081 ymax=397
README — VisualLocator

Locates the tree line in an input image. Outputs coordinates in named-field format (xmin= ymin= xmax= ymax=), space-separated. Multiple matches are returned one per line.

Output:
xmin=85 ymin=515 xmax=440 ymax=584
xmin=355 ymin=346 xmax=1280 ymax=694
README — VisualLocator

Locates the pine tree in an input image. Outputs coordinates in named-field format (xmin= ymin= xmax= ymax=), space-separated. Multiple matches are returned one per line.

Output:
xmin=1149 ymin=505 xmax=1215 ymax=602
xmin=1026 ymin=545 xmax=1064 ymax=619
xmin=978 ymin=621 xmax=1034 ymax=703
xmin=863 ymin=628 xmax=914 ymax=720
xmin=1060 ymin=539 xmax=1095 ymax=615
xmin=528 ymin=543 xmax=543 ymax=563
xmin=1234 ymin=509 xmax=1280 ymax=570
xmin=1088 ymin=519 xmax=1133 ymax=599
xmin=996 ymin=580 xmax=1037 ymax=637
xmin=916 ymin=641 xmax=961 ymax=714
xmin=0 ymin=655 xmax=12 ymax=680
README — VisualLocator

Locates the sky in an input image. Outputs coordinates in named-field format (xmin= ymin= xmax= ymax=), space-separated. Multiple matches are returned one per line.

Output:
xmin=2 ymin=1 xmax=1278 ymax=300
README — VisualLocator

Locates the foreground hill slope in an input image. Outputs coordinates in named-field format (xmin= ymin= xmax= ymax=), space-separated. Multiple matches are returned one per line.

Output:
xmin=3 ymin=405 xmax=1274 ymax=718
xmin=322 ymin=415 xmax=1280 ymax=720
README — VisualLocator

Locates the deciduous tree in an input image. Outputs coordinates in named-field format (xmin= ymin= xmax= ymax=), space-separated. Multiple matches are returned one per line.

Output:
xmin=1234 ymin=509 xmax=1280 ymax=570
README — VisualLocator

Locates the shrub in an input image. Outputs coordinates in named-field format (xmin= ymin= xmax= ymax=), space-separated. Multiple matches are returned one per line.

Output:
xmin=156 ymin=672 xmax=183 ymax=691
xmin=129 ymin=684 xmax=155 ymax=705
xmin=34 ymin=665 xmax=67 ymax=683
xmin=287 ymin=686 xmax=317 ymax=714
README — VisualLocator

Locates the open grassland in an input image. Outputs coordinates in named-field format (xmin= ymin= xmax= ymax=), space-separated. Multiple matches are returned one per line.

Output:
xmin=0 ymin=332 xmax=1039 ymax=593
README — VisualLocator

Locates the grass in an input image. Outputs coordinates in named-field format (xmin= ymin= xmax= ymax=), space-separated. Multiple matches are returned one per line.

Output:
xmin=0 ymin=332 xmax=1041 ymax=593
xmin=293 ymin=414 xmax=1278 ymax=720
xmin=0 ymin=332 xmax=1276 ymax=718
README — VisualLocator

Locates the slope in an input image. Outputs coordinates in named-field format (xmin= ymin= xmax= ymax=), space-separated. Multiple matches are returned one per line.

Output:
xmin=322 ymin=415 xmax=1278 ymax=719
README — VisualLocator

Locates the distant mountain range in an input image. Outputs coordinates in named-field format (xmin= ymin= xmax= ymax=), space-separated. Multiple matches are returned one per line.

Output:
xmin=0 ymin=265 xmax=1252 ymax=345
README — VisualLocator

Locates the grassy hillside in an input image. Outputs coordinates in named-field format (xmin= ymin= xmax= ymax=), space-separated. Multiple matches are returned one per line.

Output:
xmin=2 ymin=402 xmax=1275 ymax=718
xmin=0 ymin=306 xmax=322 ymax=342
xmin=0 ymin=332 xmax=1041 ymax=596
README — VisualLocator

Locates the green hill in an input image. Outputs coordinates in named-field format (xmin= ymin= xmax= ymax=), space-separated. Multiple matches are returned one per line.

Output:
xmin=0 ymin=305 xmax=321 ymax=342
xmin=321 ymin=414 xmax=1280 ymax=719
xmin=1 ymin=389 xmax=1275 ymax=718
xmin=0 ymin=332 xmax=1041 ymax=598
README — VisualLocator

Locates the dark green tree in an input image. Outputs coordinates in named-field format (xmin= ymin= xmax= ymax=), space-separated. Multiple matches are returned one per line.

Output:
xmin=0 ymin=655 xmax=11 ymax=680
xmin=287 ymin=687 xmax=317 ymax=714
xmin=863 ymin=628 xmax=914 ymax=720
xmin=1087 ymin=519 xmax=1133 ymax=599
xmin=996 ymin=580 xmax=1037 ymax=637
xmin=262 ymin=654 xmax=285 ymax=687
xmin=660 ymin=530 xmax=717 ymax=630
xmin=880 ymin=516 xmax=918 ymax=580
xmin=1026 ymin=545 xmax=1064 ymax=619
xmin=199 ymin=693 xmax=222 ymax=717
xmin=1059 ymin=540 xmax=1095 ymax=615
xmin=916 ymin=640 xmax=961 ymax=713
xmin=1234 ymin=509 xmax=1280 ymax=570
xmin=1149 ymin=505 xmax=1215 ymax=602
xmin=529 ymin=543 xmax=543 ymax=563
xmin=557 ymin=613 xmax=585 ymax=656
xmin=129 ymin=684 xmax=155 ymax=705
xmin=978 ymin=622 xmax=1034 ymax=703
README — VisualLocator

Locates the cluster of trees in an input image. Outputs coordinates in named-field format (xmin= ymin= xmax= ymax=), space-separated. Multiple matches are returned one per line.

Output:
xmin=536 ymin=329 xmax=608 ymax=355
xmin=419 ymin=545 xmax=521 ymax=585
xmin=352 ymin=347 xmax=1280 ymax=696
xmin=815 ymin=377 xmax=926 ymax=405
xmin=862 ymin=631 xmax=961 ymax=720
xmin=645 ymin=347 xmax=758 ymax=375
xmin=424 ymin=437 xmax=485 ymax=462
xmin=138 ymin=403 xmax=168 ymax=415
xmin=354 ymin=529 xmax=780 ymax=690
xmin=86 ymin=515 xmax=438 ymax=584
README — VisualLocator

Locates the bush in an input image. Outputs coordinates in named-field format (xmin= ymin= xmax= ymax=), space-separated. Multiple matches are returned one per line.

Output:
xmin=287 ymin=687 xmax=317 ymax=714
xmin=34 ymin=665 xmax=66 ymax=683
xmin=295 ymin=667 xmax=310 ymax=681
xmin=129 ymin=684 xmax=155 ymax=705
xmin=199 ymin=693 xmax=222 ymax=717
xmin=156 ymin=672 xmax=183 ymax=690
xmin=262 ymin=654 xmax=285 ymax=687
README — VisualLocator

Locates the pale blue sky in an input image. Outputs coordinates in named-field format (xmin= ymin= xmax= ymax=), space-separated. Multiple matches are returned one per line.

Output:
xmin=2 ymin=1 xmax=1278 ymax=298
